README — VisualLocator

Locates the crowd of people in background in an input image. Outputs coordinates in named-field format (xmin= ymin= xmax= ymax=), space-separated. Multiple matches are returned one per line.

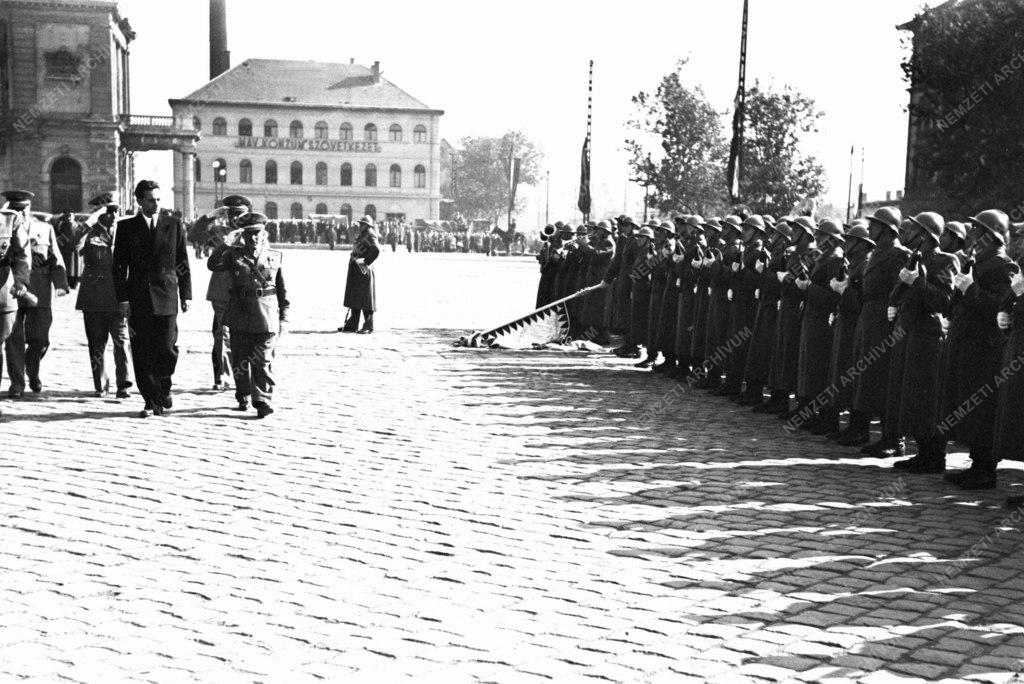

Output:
xmin=534 ymin=209 xmax=1024 ymax=508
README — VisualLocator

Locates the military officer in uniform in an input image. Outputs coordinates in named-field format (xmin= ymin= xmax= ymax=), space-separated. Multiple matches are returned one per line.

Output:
xmin=722 ymin=214 xmax=765 ymax=396
xmin=0 ymin=201 xmax=32 ymax=419
xmin=76 ymin=192 xmax=132 ymax=398
xmin=578 ymin=220 xmax=615 ymax=344
xmin=207 ymin=212 xmax=289 ymax=418
xmin=205 ymin=194 xmax=252 ymax=390
xmin=3 ymin=190 xmax=69 ymax=397
xmin=744 ymin=217 xmax=792 ymax=409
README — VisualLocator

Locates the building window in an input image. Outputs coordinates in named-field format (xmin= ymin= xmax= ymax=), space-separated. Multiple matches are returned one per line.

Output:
xmin=290 ymin=202 xmax=303 ymax=219
xmin=365 ymin=204 xmax=376 ymax=220
xmin=238 ymin=118 xmax=252 ymax=136
xmin=265 ymin=160 xmax=278 ymax=184
xmin=212 ymin=117 xmax=227 ymax=136
xmin=365 ymin=163 xmax=377 ymax=187
xmin=290 ymin=161 xmax=303 ymax=185
xmin=265 ymin=119 xmax=278 ymax=137
xmin=414 ymin=164 xmax=426 ymax=189
xmin=340 ymin=203 xmax=352 ymax=222
xmin=389 ymin=164 xmax=401 ymax=188
xmin=316 ymin=202 xmax=328 ymax=215
xmin=194 ymin=156 xmax=202 ymax=183
xmin=239 ymin=159 xmax=252 ymax=184
xmin=289 ymin=120 xmax=303 ymax=138
xmin=340 ymin=163 xmax=352 ymax=186
xmin=192 ymin=116 xmax=201 ymax=132
xmin=315 ymin=121 xmax=329 ymax=140
xmin=265 ymin=201 xmax=278 ymax=219
xmin=389 ymin=124 xmax=402 ymax=142
xmin=339 ymin=123 xmax=353 ymax=140
xmin=364 ymin=123 xmax=377 ymax=141
xmin=315 ymin=162 xmax=327 ymax=185
xmin=413 ymin=125 xmax=428 ymax=143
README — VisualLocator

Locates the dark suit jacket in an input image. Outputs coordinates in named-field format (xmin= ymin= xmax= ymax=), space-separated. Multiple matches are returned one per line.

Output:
xmin=112 ymin=213 xmax=192 ymax=316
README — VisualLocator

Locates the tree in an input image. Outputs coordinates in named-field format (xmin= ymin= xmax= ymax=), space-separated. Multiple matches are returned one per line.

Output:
xmin=738 ymin=82 xmax=827 ymax=218
xmin=626 ymin=61 xmax=728 ymax=216
xmin=901 ymin=0 xmax=1024 ymax=216
xmin=452 ymin=131 xmax=543 ymax=223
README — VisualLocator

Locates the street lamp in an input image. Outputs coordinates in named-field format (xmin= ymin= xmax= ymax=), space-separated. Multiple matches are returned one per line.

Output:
xmin=212 ymin=160 xmax=226 ymax=204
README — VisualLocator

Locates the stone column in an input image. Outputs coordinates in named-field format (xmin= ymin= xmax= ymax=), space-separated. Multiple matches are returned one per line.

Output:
xmin=181 ymin=150 xmax=195 ymax=220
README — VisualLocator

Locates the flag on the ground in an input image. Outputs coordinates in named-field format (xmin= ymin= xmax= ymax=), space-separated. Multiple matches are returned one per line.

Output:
xmin=456 ymin=284 xmax=605 ymax=349
xmin=577 ymin=136 xmax=591 ymax=216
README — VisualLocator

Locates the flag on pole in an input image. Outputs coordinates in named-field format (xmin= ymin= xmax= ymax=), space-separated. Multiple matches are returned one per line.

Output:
xmin=577 ymin=135 xmax=591 ymax=216
xmin=726 ymin=0 xmax=749 ymax=203
xmin=508 ymin=155 xmax=522 ymax=215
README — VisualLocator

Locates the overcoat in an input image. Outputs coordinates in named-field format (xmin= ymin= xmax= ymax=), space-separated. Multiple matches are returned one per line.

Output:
xmin=827 ymin=256 xmax=867 ymax=409
xmin=993 ymin=289 xmax=1024 ymax=461
xmin=343 ymin=230 xmax=380 ymax=311
xmin=726 ymin=241 xmax=762 ymax=385
xmin=769 ymin=248 xmax=807 ymax=394
xmin=673 ymin=243 xmax=701 ymax=360
xmin=743 ymin=246 xmax=786 ymax=388
xmin=579 ymin=234 xmax=615 ymax=328
xmin=797 ymin=247 xmax=843 ymax=398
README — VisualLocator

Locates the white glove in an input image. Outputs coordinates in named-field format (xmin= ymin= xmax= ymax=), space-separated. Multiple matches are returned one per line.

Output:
xmin=955 ymin=272 xmax=974 ymax=293
xmin=755 ymin=260 xmax=764 ymax=274
xmin=672 ymin=253 xmax=685 ymax=263
xmin=998 ymin=311 xmax=1012 ymax=330
xmin=731 ymin=262 xmax=740 ymax=273
xmin=727 ymin=289 xmax=734 ymax=302
xmin=702 ymin=257 xmax=714 ymax=267
xmin=754 ymin=289 xmax=760 ymax=299
xmin=887 ymin=306 xmax=897 ymax=322
xmin=354 ymin=257 xmax=365 ymax=265
xmin=795 ymin=277 xmax=810 ymax=291
xmin=776 ymin=271 xmax=786 ymax=283
xmin=690 ymin=258 xmax=702 ymax=269
xmin=675 ymin=278 xmax=682 ymax=287
xmin=1011 ymin=271 xmax=1024 ymax=297
xmin=898 ymin=267 xmax=919 ymax=285
xmin=224 ymin=228 xmax=244 ymax=247
xmin=830 ymin=278 xmax=849 ymax=295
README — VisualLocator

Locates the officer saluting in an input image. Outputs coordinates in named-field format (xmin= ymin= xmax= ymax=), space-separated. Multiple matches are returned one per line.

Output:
xmin=207 ymin=212 xmax=289 ymax=419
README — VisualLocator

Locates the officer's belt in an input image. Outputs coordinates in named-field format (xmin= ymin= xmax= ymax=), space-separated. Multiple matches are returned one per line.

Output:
xmin=231 ymin=286 xmax=276 ymax=297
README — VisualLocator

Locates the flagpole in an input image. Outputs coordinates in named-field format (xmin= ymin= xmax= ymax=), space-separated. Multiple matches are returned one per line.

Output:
xmin=846 ymin=144 xmax=855 ymax=224
xmin=586 ymin=59 xmax=592 ymax=223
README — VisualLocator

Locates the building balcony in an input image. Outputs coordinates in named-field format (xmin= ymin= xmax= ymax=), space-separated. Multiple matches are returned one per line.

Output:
xmin=119 ymin=114 xmax=200 ymax=153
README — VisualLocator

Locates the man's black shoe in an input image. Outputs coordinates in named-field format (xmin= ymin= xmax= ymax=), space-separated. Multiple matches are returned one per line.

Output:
xmin=160 ymin=396 xmax=173 ymax=409
xmin=255 ymin=403 xmax=274 ymax=419
xmin=29 ymin=379 xmax=42 ymax=393
xmin=943 ymin=468 xmax=978 ymax=484
xmin=894 ymin=456 xmax=945 ymax=474
xmin=958 ymin=471 xmax=997 ymax=490
xmin=233 ymin=399 xmax=250 ymax=411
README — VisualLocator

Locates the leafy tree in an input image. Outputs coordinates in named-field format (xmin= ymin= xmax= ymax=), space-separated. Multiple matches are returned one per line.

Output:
xmin=739 ymin=82 xmax=827 ymax=218
xmin=626 ymin=61 xmax=728 ymax=216
xmin=452 ymin=131 xmax=542 ymax=223
xmin=901 ymin=0 xmax=1024 ymax=216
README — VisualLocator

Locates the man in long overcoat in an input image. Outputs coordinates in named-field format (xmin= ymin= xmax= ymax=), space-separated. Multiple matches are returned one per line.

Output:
xmin=339 ymin=216 xmax=381 ymax=334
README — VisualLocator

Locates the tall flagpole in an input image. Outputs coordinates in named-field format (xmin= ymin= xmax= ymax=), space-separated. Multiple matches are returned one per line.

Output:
xmin=846 ymin=145 xmax=855 ymax=224
xmin=585 ymin=59 xmax=593 ymax=223
xmin=577 ymin=60 xmax=593 ymax=223
xmin=727 ymin=0 xmax=749 ymax=204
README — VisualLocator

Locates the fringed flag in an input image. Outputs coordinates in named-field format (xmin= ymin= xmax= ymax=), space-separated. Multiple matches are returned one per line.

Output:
xmin=456 ymin=283 xmax=606 ymax=349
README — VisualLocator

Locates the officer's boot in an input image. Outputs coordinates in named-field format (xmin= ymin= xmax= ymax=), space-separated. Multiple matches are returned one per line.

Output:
xmin=358 ymin=312 xmax=374 ymax=334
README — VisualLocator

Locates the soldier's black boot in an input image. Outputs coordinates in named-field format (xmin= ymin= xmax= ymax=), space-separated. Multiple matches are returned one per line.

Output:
xmin=781 ymin=396 xmax=809 ymax=422
xmin=634 ymin=352 xmax=657 ymax=368
xmin=809 ymin=407 xmax=840 ymax=435
xmin=652 ymin=356 xmax=676 ymax=373
xmin=837 ymin=411 xmax=871 ymax=446
xmin=755 ymin=391 xmax=789 ymax=415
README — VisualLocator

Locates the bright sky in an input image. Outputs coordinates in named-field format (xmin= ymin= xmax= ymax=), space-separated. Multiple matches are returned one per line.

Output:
xmin=123 ymin=0 xmax=937 ymax=224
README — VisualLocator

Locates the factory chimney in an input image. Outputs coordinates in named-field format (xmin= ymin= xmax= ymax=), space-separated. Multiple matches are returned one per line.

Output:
xmin=209 ymin=0 xmax=230 ymax=79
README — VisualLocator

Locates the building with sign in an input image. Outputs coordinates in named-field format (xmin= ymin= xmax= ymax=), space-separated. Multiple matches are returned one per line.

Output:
xmin=169 ymin=58 xmax=444 ymax=223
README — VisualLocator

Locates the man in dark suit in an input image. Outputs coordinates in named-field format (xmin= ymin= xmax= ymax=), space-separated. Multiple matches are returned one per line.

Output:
xmin=112 ymin=180 xmax=191 ymax=417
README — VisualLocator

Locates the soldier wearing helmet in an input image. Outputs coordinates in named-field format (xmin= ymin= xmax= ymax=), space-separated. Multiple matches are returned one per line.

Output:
xmin=578 ymin=220 xmax=616 ymax=345
xmin=838 ymin=206 xmax=911 ymax=451
xmin=671 ymin=215 xmax=707 ymax=377
xmin=940 ymin=209 xmax=1020 ymax=489
xmin=792 ymin=218 xmax=846 ymax=434
xmin=646 ymin=220 xmax=677 ymax=371
xmin=721 ymin=214 xmax=765 ymax=397
xmin=608 ymin=217 xmax=640 ymax=356
xmin=747 ymin=217 xmax=795 ymax=412
xmin=699 ymin=215 xmax=743 ymax=390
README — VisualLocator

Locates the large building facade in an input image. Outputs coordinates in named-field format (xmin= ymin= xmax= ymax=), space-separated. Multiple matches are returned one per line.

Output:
xmin=170 ymin=59 xmax=444 ymax=223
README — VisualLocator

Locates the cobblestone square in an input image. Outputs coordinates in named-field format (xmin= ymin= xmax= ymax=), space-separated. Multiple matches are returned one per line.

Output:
xmin=1 ymin=249 xmax=1022 ymax=682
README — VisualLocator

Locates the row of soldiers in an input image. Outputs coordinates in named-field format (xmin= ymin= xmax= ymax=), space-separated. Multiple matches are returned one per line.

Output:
xmin=535 ymin=208 xmax=1024 ymax=505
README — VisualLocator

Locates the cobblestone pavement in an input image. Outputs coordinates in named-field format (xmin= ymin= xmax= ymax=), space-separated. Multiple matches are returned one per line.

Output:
xmin=1 ymin=249 xmax=1023 ymax=682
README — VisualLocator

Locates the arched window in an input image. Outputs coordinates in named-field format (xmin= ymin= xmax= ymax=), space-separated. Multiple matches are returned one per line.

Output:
xmin=340 ymin=162 xmax=352 ymax=186
xmin=192 ymin=116 xmax=201 ymax=132
xmin=290 ymin=202 xmax=303 ymax=219
xmin=212 ymin=117 xmax=227 ymax=136
xmin=314 ymin=121 xmax=329 ymax=140
xmin=364 ymin=204 xmax=376 ymax=220
xmin=339 ymin=123 xmax=353 ymax=140
xmin=388 ymin=124 xmax=402 ymax=142
xmin=315 ymin=202 xmax=328 ymax=215
xmin=389 ymin=164 xmax=401 ymax=188
xmin=413 ymin=124 xmax=428 ymax=143
xmin=265 ymin=160 xmax=278 ymax=184
xmin=290 ymin=161 xmax=303 ymax=185
xmin=194 ymin=156 xmax=202 ymax=183
xmin=265 ymin=201 xmax=278 ymax=219
xmin=289 ymin=120 xmax=303 ymax=138
xmin=364 ymin=163 xmax=377 ymax=187
xmin=264 ymin=119 xmax=278 ymax=137
xmin=364 ymin=123 xmax=377 ymax=141
xmin=238 ymin=118 xmax=252 ymax=136
xmin=340 ymin=203 xmax=352 ymax=222
xmin=315 ymin=162 xmax=328 ymax=185
xmin=414 ymin=164 xmax=426 ymax=189
xmin=239 ymin=159 xmax=252 ymax=184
